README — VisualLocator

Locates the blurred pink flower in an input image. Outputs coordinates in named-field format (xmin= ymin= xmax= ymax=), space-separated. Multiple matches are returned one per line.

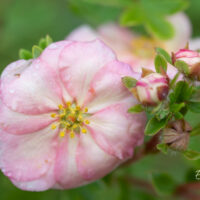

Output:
xmin=67 ymin=12 xmax=191 ymax=77
xmin=0 ymin=40 xmax=146 ymax=191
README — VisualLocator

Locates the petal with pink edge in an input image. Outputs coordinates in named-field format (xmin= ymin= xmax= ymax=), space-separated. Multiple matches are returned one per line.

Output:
xmin=59 ymin=40 xmax=116 ymax=105
xmin=40 ymin=41 xmax=72 ymax=70
xmin=0 ymin=100 xmax=55 ymax=135
xmin=76 ymin=132 xmax=120 ymax=181
xmin=1 ymin=58 xmax=63 ymax=115
xmin=55 ymin=136 xmax=87 ymax=189
xmin=11 ymin=166 xmax=55 ymax=191
xmin=88 ymin=103 xmax=145 ymax=160
xmin=84 ymin=60 xmax=140 ymax=113
xmin=0 ymin=126 xmax=57 ymax=182
xmin=40 ymin=41 xmax=73 ymax=103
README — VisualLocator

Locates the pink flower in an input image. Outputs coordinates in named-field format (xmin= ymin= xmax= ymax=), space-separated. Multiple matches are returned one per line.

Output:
xmin=67 ymin=12 xmax=191 ymax=78
xmin=136 ymin=73 xmax=169 ymax=105
xmin=0 ymin=40 xmax=146 ymax=191
xmin=174 ymin=49 xmax=200 ymax=78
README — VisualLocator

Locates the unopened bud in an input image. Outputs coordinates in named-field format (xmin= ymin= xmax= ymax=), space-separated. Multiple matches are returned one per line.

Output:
xmin=136 ymin=73 xmax=169 ymax=105
xmin=174 ymin=49 xmax=200 ymax=79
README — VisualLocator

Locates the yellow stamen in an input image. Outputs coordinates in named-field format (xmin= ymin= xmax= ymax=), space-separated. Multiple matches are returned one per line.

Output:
xmin=51 ymin=102 xmax=91 ymax=139
xmin=72 ymin=124 xmax=78 ymax=129
xmin=78 ymin=115 xmax=83 ymax=121
xmin=81 ymin=128 xmax=87 ymax=134
xmin=51 ymin=124 xmax=57 ymax=130
xmin=66 ymin=102 xmax=71 ymax=107
xmin=58 ymin=104 xmax=63 ymax=109
xmin=51 ymin=113 xmax=57 ymax=118
xmin=70 ymin=131 xmax=75 ymax=138
xmin=59 ymin=131 xmax=65 ymax=137
xmin=85 ymin=120 xmax=90 ymax=125
xmin=76 ymin=106 xmax=81 ymax=110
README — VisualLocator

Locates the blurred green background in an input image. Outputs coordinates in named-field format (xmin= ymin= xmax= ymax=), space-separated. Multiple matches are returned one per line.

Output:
xmin=0 ymin=0 xmax=200 ymax=199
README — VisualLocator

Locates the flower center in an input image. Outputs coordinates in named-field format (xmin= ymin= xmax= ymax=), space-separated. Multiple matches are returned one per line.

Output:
xmin=131 ymin=37 xmax=162 ymax=59
xmin=50 ymin=102 xmax=90 ymax=138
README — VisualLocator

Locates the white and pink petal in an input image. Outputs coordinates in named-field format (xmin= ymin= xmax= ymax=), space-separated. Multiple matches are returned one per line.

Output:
xmin=0 ymin=126 xmax=58 ymax=182
xmin=84 ymin=60 xmax=140 ymax=113
xmin=88 ymin=103 xmax=145 ymax=160
xmin=1 ymin=58 xmax=63 ymax=115
xmin=76 ymin=132 xmax=120 ymax=181
xmin=58 ymin=40 xmax=116 ymax=106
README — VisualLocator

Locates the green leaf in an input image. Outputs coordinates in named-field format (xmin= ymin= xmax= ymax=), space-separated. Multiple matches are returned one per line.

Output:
xmin=175 ymin=60 xmax=190 ymax=75
xmin=191 ymin=123 xmax=200 ymax=136
xmin=146 ymin=15 xmax=175 ymax=40
xmin=46 ymin=35 xmax=53 ymax=45
xmin=174 ymin=111 xmax=184 ymax=119
xmin=184 ymin=149 xmax=200 ymax=160
xmin=155 ymin=109 xmax=170 ymax=120
xmin=32 ymin=45 xmax=43 ymax=58
xmin=151 ymin=172 xmax=177 ymax=195
xmin=39 ymin=35 xmax=53 ymax=49
xmin=128 ymin=104 xmax=144 ymax=113
xmin=170 ymin=102 xmax=185 ymax=112
xmin=145 ymin=117 xmax=168 ymax=136
xmin=170 ymin=72 xmax=180 ymax=88
xmin=154 ymin=54 xmax=167 ymax=73
xmin=173 ymin=81 xmax=194 ymax=103
xmin=155 ymin=47 xmax=172 ymax=64
xmin=120 ymin=5 xmax=144 ymax=26
xmin=19 ymin=49 xmax=32 ymax=60
xmin=157 ymin=143 xmax=168 ymax=154
xmin=39 ymin=38 xmax=47 ymax=49
xmin=122 ymin=76 xmax=137 ymax=89
xmin=188 ymin=101 xmax=200 ymax=113
xmin=142 ymin=0 xmax=188 ymax=15
xmin=82 ymin=0 xmax=132 ymax=7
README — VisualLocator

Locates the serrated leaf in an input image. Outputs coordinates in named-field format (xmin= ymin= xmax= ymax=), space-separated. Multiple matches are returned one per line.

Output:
xmin=32 ymin=45 xmax=43 ymax=58
xmin=145 ymin=117 xmax=168 ymax=136
xmin=154 ymin=54 xmax=167 ymax=73
xmin=122 ymin=76 xmax=137 ymax=89
xmin=157 ymin=143 xmax=168 ymax=154
xmin=175 ymin=60 xmax=190 ymax=75
xmin=156 ymin=47 xmax=172 ymax=64
xmin=19 ymin=49 xmax=32 ymax=60
xmin=151 ymin=172 xmax=177 ymax=195
xmin=188 ymin=101 xmax=200 ymax=113
xmin=184 ymin=149 xmax=200 ymax=160
xmin=128 ymin=104 xmax=144 ymax=113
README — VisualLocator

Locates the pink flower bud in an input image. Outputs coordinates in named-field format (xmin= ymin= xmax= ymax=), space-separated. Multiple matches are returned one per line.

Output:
xmin=0 ymin=40 xmax=146 ymax=191
xmin=136 ymin=73 xmax=169 ymax=105
xmin=175 ymin=49 xmax=200 ymax=78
